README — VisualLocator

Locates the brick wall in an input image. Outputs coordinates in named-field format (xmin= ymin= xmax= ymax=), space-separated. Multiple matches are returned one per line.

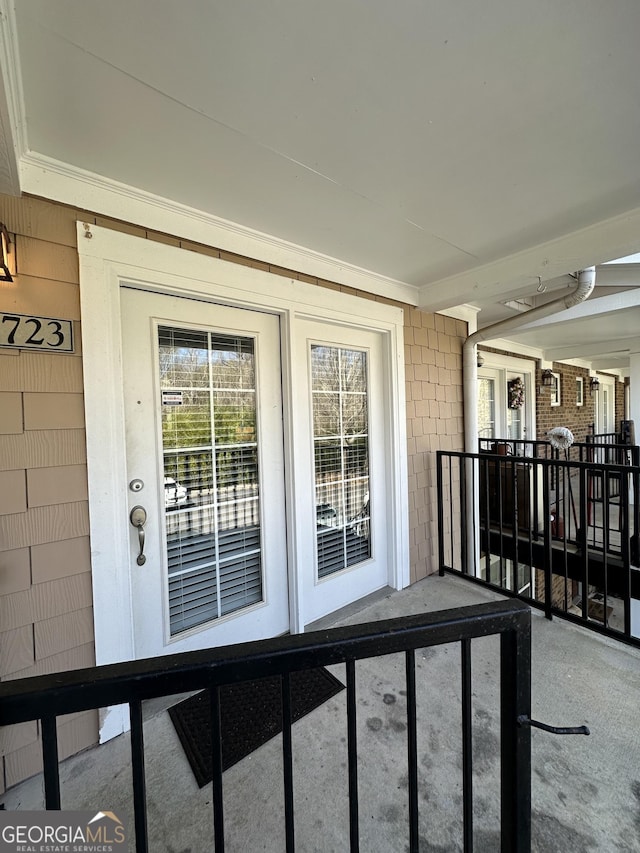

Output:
xmin=479 ymin=346 xmax=626 ymax=443
xmin=616 ymin=379 xmax=627 ymax=429
xmin=536 ymin=363 xmax=596 ymax=441
xmin=0 ymin=192 xmax=465 ymax=788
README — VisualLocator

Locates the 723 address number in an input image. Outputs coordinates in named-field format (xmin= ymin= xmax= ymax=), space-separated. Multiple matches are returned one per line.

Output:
xmin=0 ymin=312 xmax=74 ymax=352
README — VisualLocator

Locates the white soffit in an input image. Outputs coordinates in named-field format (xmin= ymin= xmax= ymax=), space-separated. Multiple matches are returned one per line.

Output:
xmin=2 ymin=0 xmax=638 ymax=309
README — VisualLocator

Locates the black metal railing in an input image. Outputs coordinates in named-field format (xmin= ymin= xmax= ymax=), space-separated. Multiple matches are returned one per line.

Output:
xmin=437 ymin=449 xmax=640 ymax=647
xmin=478 ymin=438 xmax=639 ymax=509
xmin=0 ymin=602 xmax=532 ymax=853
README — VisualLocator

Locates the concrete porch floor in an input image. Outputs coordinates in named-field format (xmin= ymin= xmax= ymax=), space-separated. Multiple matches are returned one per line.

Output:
xmin=3 ymin=574 xmax=640 ymax=852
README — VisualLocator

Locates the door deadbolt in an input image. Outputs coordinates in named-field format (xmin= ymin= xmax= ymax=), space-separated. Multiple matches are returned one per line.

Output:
xmin=129 ymin=478 xmax=144 ymax=492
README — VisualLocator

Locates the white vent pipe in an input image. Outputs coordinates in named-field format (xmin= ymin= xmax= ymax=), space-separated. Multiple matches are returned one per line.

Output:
xmin=463 ymin=267 xmax=596 ymax=453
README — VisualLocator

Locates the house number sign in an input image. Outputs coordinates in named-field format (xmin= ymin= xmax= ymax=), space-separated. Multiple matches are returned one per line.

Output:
xmin=0 ymin=312 xmax=74 ymax=352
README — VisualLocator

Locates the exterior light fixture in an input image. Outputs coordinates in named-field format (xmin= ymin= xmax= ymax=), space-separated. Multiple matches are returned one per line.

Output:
xmin=537 ymin=368 xmax=556 ymax=397
xmin=477 ymin=352 xmax=485 ymax=368
xmin=590 ymin=376 xmax=600 ymax=394
xmin=541 ymin=369 xmax=554 ymax=387
xmin=0 ymin=223 xmax=13 ymax=282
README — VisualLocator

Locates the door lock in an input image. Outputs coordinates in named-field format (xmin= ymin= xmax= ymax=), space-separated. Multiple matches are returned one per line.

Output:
xmin=129 ymin=505 xmax=147 ymax=566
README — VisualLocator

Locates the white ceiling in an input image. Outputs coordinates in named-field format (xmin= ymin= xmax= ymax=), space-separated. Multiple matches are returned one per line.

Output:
xmin=1 ymin=0 xmax=640 ymax=370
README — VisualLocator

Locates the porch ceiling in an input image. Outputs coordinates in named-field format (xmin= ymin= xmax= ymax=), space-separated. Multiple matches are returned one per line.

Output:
xmin=1 ymin=1 xmax=640 ymax=355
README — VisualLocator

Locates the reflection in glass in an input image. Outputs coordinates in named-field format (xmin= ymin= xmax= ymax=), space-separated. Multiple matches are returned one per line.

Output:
xmin=311 ymin=344 xmax=371 ymax=578
xmin=158 ymin=326 xmax=262 ymax=636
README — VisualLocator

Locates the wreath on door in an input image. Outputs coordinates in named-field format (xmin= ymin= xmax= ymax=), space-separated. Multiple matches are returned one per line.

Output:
xmin=508 ymin=377 xmax=525 ymax=409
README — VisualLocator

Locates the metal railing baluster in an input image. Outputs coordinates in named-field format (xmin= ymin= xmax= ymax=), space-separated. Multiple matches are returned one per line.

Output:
xmin=210 ymin=686 xmax=225 ymax=853
xmin=346 ymin=659 xmax=359 ymax=853
xmin=281 ymin=672 xmax=295 ymax=853
xmin=461 ymin=639 xmax=473 ymax=853
xmin=405 ymin=649 xmax=419 ymax=853
xmin=41 ymin=715 xmax=61 ymax=810
xmin=129 ymin=699 xmax=149 ymax=853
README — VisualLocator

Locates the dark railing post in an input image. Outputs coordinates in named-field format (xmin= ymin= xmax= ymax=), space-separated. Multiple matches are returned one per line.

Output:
xmin=281 ymin=672 xmax=295 ymax=853
xmin=210 ymin=686 xmax=225 ymax=853
xmin=461 ymin=639 xmax=473 ymax=853
xmin=437 ymin=452 xmax=445 ymax=576
xmin=460 ymin=455 xmax=468 ymax=573
xmin=621 ymin=474 xmax=631 ymax=637
xmin=41 ymin=715 xmax=61 ymax=810
xmin=500 ymin=617 xmax=532 ymax=853
xmin=346 ymin=658 xmax=360 ymax=853
xmin=129 ymin=700 xmax=149 ymax=853
xmin=542 ymin=466 xmax=553 ymax=620
xmin=405 ymin=649 xmax=419 ymax=853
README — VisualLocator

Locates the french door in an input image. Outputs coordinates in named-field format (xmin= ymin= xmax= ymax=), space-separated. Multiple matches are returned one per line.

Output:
xmin=121 ymin=288 xmax=289 ymax=657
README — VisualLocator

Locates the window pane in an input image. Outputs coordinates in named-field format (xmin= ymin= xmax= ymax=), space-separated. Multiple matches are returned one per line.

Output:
xmin=158 ymin=326 xmax=263 ymax=636
xmin=478 ymin=378 xmax=496 ymax=438
xmin=311 ymin=345 xmax=371 ymax=578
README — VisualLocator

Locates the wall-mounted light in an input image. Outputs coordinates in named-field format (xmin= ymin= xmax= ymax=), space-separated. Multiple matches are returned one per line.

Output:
xmin=537 ymin=368 xmax=556 ymax=396
xmin=0 ymin=224 xmax=13 ymax=282
xmin=477 ymin=352 xmax=485 ymax=368
xmin=590 ymin=376 xmax=600 ymax=395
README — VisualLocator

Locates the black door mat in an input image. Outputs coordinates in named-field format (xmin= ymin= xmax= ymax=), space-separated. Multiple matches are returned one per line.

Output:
xmin=168 ymin=667 xmax=344 ymax=787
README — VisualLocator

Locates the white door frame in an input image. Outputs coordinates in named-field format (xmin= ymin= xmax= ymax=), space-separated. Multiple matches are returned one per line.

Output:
xmin=477 ymin=352 xmax=536 ymax=440
xmin=595 ymin=375 xmax=616 ymax=434
xmin=78 ymin=223 xmax=408 ymax=740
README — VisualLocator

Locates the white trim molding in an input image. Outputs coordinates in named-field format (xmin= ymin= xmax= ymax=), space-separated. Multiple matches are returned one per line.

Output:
xmin=21 ymin=151 xmax=419 ymax=305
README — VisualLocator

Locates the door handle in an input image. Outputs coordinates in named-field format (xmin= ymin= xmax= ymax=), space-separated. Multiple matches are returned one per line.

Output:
xmin=129 ymin=505 xmax=147 ymax=566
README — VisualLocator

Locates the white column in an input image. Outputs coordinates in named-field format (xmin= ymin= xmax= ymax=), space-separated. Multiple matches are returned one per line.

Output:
xmin=629 ymin=351 xmax=640 ymax=443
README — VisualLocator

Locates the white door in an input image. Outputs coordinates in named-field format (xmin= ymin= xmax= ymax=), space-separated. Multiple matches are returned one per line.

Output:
xmin=296 ymin=321 xmax=388 ymax=623
xmin=478 ymin=368 xmax=502 ymax=439
xmin=597 ymin=379 xmax=615 ymax=435
xmin=121 ymin=288 xmax=289 ymax=658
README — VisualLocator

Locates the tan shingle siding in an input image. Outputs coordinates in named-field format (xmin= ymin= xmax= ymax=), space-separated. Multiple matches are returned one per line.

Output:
xmin=0 ymin=392 xmax=23 ymax=434
xmin=0 ymin=501 xmax=90 ymax=553
xmin=26 ymin=464 xmax=88 ymax=508
xmin=34 ymin=606 xmax=94 ymax=660
xmin=0 ymin=469 xmax=27 ymax=514
xmin=0 ymin=624 xmax=34 ymax=675
xmin=23 ymin=392 xmax=85 ymax=430
xmin=0 ymin=548 xmax=31 ymax=596
xmin=0 ymin=571 xmax=92 ymax=631
xmin=31 ymin=536 xmax=91 ymax=585
xmin=16 ymin=236 xmax=79 ymax=284
xmin=0 ymin=429 xmax=86 ymax=471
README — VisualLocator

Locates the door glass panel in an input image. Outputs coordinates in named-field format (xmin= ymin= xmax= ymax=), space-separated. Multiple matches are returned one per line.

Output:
xmin=507 ymin=375 xmax=525 ymax=441
xmin=158 ymin=326 xmax=262 ymax=636
xmin=478 ymin=378 xmax=496 ymax=438
xmin=311 ymin=345 xmax=371 ymax=578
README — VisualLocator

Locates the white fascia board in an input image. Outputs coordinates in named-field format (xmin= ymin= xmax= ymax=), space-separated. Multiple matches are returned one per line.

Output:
xmin=20 ymin=151 xmax=420 ymax=306
xmin=479 ymin=337 xmax=544 ymax=361
xmin=417 ymin=205 xmax=640 ymax=312
xmin=439 ymin=303 xmax=479 ymax=332
xmin=513 ymin=289 xmax=640 ymax=331
xmin=545 ymin=336 xmax=640 ymax=362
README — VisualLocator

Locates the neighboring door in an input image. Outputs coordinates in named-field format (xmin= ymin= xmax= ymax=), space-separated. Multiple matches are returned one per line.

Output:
xmin=121 ymin=288 xmax=289 ymax=658
xmin=597 ymin=379 xmax=615 ymax=435
xmin=506 ymin=372 xmax=526 ymax=441
xmin=478 ymin=363 xmax=532 ymax=447
xmin=478 ymin=368 xmax=502 ymax=439
xmin=296 ymin=321 xmax=388 ymax=623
